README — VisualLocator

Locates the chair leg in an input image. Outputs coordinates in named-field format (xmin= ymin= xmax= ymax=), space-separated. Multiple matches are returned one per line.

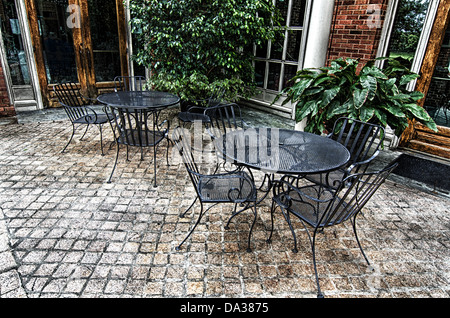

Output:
xmin=62 ymin=124 xmax=76 ymax=153
xmin=311 ymin=231 xmax=324 ymax=298
xmin=352 ymin=216 xmax=370 ymax=266
xmin=107 ymin=143 xmax=120 ymax=183
xmin=153 ymin=143 xmax=157 ymax=187
xmin=281 ymin=207 xmax=298 ymax=253
xmin=98 ymin=125 xmax=104 ymax=156
xmin=266 ymin=200 xmax=276 ymax=244
xmin=176 ymin=201 xmax=205 ymax=251
xmin=247 ymin=202 xmax=257 ymax=253
xmin=181 ymin=197 xmax=197 ymax=217
xmin=80 ymin=124 xmax=89 ymax=140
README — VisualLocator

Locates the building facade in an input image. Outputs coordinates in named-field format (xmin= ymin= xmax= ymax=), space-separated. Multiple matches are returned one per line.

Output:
xmin=0 ymin=0 xmax=449 ymax=158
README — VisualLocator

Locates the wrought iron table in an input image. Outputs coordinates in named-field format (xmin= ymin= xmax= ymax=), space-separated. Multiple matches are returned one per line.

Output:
xmin=97 ymin=91 xmax=180 ymax=110
xmin=214 ymin=127 xmax=351 ymax=175
xmin=97 ymin=91 xmax=180 ymax=186
xmin=212 ymin=127 xmax=351 ymax=230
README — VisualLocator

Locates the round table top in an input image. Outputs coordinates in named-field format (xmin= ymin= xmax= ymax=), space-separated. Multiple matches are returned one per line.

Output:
xmin=97 ymin=91 xmax=180 ymax=109
xmin=214 ymin=128 xmax=351 ymax=175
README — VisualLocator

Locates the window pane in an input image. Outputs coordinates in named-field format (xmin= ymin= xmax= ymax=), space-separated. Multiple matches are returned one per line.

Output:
xmin=270 ymin=32 xmax=284 ymax=60
xmin=0 ymin=0 xmax=31 ymax=85
xmin=388 ymin=0 xmax=430 ymax=64
xmin=255 ymin=41 xmax=268 ymax=58
xmin=254 ymin=61 xmax=266 ymax=88
xmin=276 ymin=0 xmax=289 ymax=26
xmin=290 ymin=0 xmax=306 ymax=27
xmin=286 ymin=30 xmax=302 ymax=62
xmin=88 ymin=0 xmax=121 ymax=82
xmin=283 ymin=64 xmax=298 ymax=89
xmin=34 ymin=0 xmax=78 ymax=84
xmin=267 ymin=63 xmax=281 ymax=91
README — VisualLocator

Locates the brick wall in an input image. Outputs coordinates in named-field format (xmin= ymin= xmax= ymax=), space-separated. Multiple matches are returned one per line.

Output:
xmin=0 ymin=64 xmax=15 ymax=117
xmin=326 ymin=0 xmax=388 ymax=70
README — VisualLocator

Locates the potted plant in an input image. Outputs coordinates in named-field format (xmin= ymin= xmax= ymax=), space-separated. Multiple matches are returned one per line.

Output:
xmin=128 ymin=0 xmax=283 ymax=110
xmin=275 ymin=57 xmax=437 ymax=137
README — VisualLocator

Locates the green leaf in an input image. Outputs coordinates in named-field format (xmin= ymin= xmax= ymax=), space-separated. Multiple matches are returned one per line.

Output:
xmin=360 ymin=75 xmax=377 ymax=101
xmin=399 ymin=73 xmax=420 ymax=86
xmin=353 ymin=88 xmax=369 ymax=109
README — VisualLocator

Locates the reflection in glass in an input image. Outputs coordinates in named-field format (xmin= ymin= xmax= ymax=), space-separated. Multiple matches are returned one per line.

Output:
xmin=88 ymin=0 xmax=121 ymax=82
xmin=34 ymin=0 xmax=78 ymax=84
xmin=286 ymin=30 xmax=302 ymax=62
xmin=0 ymin=0 xmax=31 ymax=85
xmin=387 ymin=0 xmax=430 ymax=65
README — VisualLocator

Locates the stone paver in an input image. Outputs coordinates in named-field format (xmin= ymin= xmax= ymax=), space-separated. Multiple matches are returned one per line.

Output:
xmin=0 ymin=111 xmax=449 ymax=299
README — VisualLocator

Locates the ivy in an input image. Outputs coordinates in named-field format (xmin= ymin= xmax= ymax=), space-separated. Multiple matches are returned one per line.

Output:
xmin=128 ymin=0 xmax=283 ymax=103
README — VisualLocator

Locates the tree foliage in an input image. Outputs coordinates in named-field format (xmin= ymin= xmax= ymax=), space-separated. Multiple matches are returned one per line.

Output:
xmin=128 ymin=0 xmax=282 ymax=103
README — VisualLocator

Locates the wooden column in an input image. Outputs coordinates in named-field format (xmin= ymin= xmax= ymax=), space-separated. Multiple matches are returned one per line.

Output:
xmin=24 ymin=0 xmax=49 ymax=107
xmin=399 ymin=0 xmax=450 ymax=155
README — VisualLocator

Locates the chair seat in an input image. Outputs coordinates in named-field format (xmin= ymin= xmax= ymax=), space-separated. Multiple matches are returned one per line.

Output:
xmin=73 ymin=113 xmax=111 ymax=125
xmin=274 ymin=184 xmax=350 ymax=228
xmin=117 ymin=129 xmax=166 ymax=147
xmin=178 ymin=111 xmax=210 ymax=123
xmin=198 ymin=173 xmax=256 ymax=203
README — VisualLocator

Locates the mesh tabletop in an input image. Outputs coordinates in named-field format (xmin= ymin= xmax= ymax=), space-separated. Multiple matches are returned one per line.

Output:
xmin=97 ymin=91 xmax=180 ymax=109
xmin=214 ymin=128 xmax=351 ymax=175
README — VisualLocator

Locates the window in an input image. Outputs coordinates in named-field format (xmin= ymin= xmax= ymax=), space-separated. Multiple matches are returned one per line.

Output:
xmin=249 ymin=0 xmax=309 ymax=115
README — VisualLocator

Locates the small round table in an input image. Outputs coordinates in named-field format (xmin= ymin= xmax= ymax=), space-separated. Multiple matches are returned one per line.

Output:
xmin=214 ymin=128 xmax=351 ymax=175
xmin=97 ymin=91 xmax=180 ymax=109
xmin=97 ymin=91 xmax=180 ymax=186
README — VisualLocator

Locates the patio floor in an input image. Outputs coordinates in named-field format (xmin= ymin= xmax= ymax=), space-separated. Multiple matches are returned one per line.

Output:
xmin=0 ymin=106 xmax=449 ymax=300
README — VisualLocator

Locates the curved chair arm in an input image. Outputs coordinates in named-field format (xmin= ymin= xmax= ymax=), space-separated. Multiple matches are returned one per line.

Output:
xmin=61 ymin=101 xmax=99 ymax=124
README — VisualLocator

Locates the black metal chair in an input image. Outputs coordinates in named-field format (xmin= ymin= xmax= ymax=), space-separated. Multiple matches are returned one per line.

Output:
xmin=307 ymin=117 xmax=385 ymax=188
xmin=177 ymin=87 xmax=226 ymax=125
xmin=172 ymin=126 xmax=258 ymax=252
xmin=268 ymin=162 xmax=398 ymax=297
xmin=54 ymin=82 xmax=111 ymax=155
xmin=114 ymin=76 xmax=145 ymax=92
xmin=104 ymin=105 xmax=170 ymax=187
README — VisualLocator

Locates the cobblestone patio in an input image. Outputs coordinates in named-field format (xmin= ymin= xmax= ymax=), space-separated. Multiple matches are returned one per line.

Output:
xmin=0 ymin=109 xmax=449 ymax=299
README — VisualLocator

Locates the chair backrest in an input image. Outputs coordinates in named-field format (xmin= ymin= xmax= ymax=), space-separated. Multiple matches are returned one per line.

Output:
xmin=321 ymin=163 xmax=397 ymax=228
xmin=106 ymin=105 xmax=158 ymax=147
xmin=114 ymin=76 xmax=145 ymax=92
xmin=205 ymin=103 xmax=245 ymax=140
xmin=206 ymin=87 xmax=226 ymax=107
xmin=172 ymin=127 xmax=202 ymax=193
xmin=54 ymin=83 xmax=90 ymax=122
xmin=329 ymin=117 xmax=385 ymax=167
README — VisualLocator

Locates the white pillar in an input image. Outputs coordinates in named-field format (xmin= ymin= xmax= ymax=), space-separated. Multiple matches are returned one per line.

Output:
xmin=303 ymin=0 xmax=335 ymax=69
xmin=295 ymin=0 xmax=335 ymax=131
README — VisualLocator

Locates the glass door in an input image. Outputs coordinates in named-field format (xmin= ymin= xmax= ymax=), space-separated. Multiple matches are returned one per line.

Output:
xmin=0 ymin=0 xmax=41 ymax=110
xmin=26 ymin=0 xmax=128 ymax=105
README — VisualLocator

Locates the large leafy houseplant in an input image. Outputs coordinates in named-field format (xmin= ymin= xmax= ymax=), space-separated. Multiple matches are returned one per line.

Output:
xmin=276 ymin=57 xmax=437 ymax=136
xmin=129 ymin=0 xmax=282 ymax=105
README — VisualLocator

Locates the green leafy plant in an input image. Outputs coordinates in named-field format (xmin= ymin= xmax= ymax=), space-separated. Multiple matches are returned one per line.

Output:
xmin=276 ymin=57 xmax=437 ymax=136
xmin=129 ymin=0 xmax=283 ymax=105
